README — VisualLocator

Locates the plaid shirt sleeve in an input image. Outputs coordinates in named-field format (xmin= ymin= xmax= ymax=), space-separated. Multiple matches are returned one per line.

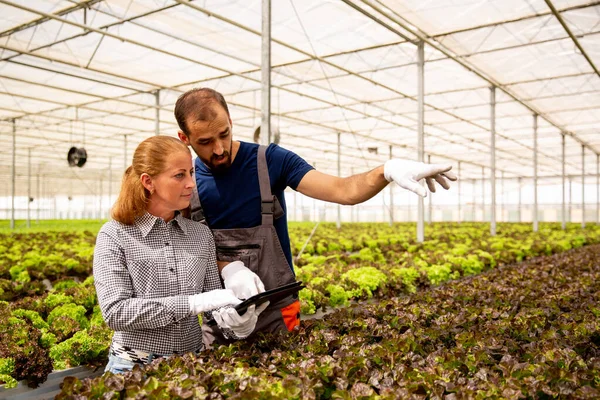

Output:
xmin=93 ymin=225 xmax=190 ymax=332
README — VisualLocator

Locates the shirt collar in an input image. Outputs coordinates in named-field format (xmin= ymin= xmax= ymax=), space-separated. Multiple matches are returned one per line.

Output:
xmin=173 ymin=212 xmax=188 ymax=235
xmin=135 ymin=211 xmax=188 ymax=237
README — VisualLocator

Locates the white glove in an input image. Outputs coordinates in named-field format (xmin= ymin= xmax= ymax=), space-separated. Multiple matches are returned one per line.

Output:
xmin=188 ymin=289 xmax=241 ymax=315
xmin=221 ymin=261 xmax=266 ymax=300
xmin=211 ymin=302 xmax=269 ymax=339
xmin=384 ymin=159 xmax=458 ymax=197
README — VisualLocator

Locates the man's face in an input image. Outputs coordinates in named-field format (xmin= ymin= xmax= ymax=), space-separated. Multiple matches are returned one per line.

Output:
xmin=178 ymin=104 xmax=233 ymax=173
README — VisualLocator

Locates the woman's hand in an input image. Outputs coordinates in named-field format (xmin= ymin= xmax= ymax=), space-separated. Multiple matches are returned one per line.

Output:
xmin=211 ymin=302 xmax=269 ymax=339
xmin=188 ymin=289 xmax=241 ymax=315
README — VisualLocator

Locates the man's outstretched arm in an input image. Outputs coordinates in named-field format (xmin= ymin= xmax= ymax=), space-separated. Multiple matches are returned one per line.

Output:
xmin=296 ymin=160 xmax=457 ymax=206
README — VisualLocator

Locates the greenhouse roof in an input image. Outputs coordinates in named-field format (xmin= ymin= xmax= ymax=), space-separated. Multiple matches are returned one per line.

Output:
xmin=0 ymin=0 xmax=598 ymax=196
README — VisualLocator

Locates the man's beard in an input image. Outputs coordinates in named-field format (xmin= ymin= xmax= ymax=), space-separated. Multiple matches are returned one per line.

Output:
xmin=206 ymin=141 xmax=233 ymax=173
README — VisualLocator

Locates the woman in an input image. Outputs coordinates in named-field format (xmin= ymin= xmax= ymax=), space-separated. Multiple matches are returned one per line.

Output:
xmin=94 ymin=136 xmax=259 ymax=374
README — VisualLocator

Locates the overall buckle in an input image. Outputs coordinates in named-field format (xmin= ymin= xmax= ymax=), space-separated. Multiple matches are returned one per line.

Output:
xmin=261 ymin=201 xmax=274 ymax=214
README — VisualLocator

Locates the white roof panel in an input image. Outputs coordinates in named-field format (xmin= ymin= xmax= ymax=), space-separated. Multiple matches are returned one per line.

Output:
xmin=0 ymin=0 xmax=598 ymax=192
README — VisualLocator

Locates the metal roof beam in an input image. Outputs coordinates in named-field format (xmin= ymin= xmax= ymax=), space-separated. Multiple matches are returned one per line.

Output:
xmin=1 ymin=40 xmax=537 ymax=176
xmin=2 ymin=1 xmax=592 ymax=180
xmin=0 ymin=0 xmax=103 ymax=37
xmin=0 ymin=91 xmax=177 ymax=127
xmin=274 ymin=87 xmax=600 ymax=118
xmin=425 ymin=71 xmax=595 ymax=96
xmin=431 ymin=1 xmax=600 ymax=38
xmin=347 ymin=0 xmax=598 ymax=154
xmin=3 ymin=0 xmax=575 ymax=173
xmin=171 ymin=1 xmax=570 ymax=166
xmin=543 ymin=0 xmax=600 ymax=79
xmin=0 ymin=75 xmax=173 ymax=113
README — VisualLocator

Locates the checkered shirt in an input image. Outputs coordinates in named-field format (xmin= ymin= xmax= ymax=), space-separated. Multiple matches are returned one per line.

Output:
xmin=93 ymin=212 xmax=223 ymax=355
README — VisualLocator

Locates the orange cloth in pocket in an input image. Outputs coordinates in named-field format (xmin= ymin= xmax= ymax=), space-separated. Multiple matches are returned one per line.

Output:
xmin=281 ymin=300 xmax=301 ymax=331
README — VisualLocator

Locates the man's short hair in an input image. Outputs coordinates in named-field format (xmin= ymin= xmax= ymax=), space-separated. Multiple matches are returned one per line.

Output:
xmin=174 ymin=88 xmax=230 ymax=136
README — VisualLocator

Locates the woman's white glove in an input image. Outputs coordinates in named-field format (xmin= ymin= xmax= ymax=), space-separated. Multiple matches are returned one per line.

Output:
xmin=211 ymin=302 xmax=269 ymax=339
xmin=384 ymin=159 xmax=458 ymax=197
xmin=188 ymin=289 xmax=241 ymax=315
xmin=221 ymin=261 xmax=266 ymax=299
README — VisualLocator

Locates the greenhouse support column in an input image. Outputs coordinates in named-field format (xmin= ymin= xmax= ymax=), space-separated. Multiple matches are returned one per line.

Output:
xmin=490 ymin=86 xmax=496 ymax=236
xmin=581 ymin=145 xmax=585 ymax=228
xmin=351 ymin=167 xmax=356 ymax=223
xmin=40 ymin=174 xmax=44 ymax=220
xmin=68 ymin=182 xmax=72 ymax=220
xmin=155 ymin=90 xmax=160 ymax=136
xmin=501 ymin=171 xmax=504 ymax=222
xmin=596 ymin=154 xmax=599 ymax=225
xmin=389 ymin=145 xmax=393 ymax=226
xmin=27 ymin=148 xmax=31 ymax=228
xmin=428 ymin=155 xmax=432 ymax=224
xmin=416 ymin=40 xmax=425 ymax=242
xmin=457 ymin=161 xmax=461 ymax=222
xmin=294 ymin=191 xmax=297 ymax=222
xmin=472 ymin=179 xmax=476 ymax=221
xmin=261 ymin=0 xmax=271 ymax=146
xmin=561 ymin=134 xmax=566 ymax=230
xmin=36 ymin=171 xmax=40 ymax=223
xmin=481 ymin=167 xmax=485 ymax=222
xmin=11 ymin=119 xmax=16 ymax=230
xmin=533 ymin=114 xmax=538 ymax=232
xmin=83 ymin=182 xmax=87 ymax=218
xmin=569 ymin=177 xmax=572 ymax=223
xmin=518 ymin=177 xmax=522 ymax=222
xmin=336 ymin=132 xmax=341 ymax=229
xmin=99 ymin=178 xmax=103 ymax=220
xmin=299 ymin=191 xmax=303 ymax=221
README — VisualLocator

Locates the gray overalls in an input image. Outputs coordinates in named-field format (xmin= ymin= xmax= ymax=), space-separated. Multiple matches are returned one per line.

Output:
xmin=190 ymin=146 xmax=300 ymax=346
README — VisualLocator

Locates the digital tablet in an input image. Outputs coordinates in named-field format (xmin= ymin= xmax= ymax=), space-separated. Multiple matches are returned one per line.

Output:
xmin=206 ymin=281 xmax=305 ymax=326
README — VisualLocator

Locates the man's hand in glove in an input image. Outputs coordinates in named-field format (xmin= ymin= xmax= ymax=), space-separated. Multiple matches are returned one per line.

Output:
xmin=188 ymin=289 xmax=241 ymax=315
xmin=384 ymin=159 xmax=458 ymax=197
xmin=221 ymin=261 xmax=265 ymax=299
xmin=211 ymin=301 xmax=269 ymax=339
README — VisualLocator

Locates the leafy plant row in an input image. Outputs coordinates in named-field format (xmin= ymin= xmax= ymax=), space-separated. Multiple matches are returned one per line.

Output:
xmin=0 ymin=230 xmax=96 ymax=302
xmin=293 ymin=223 xmax=600 ymax=315
xmin=0 ymin=222 xmax=598 ymax=389
xmin=57 ymin=243 xmax=600 ymax=399
xmin=0 ymin=277 xmax=111 ymax=388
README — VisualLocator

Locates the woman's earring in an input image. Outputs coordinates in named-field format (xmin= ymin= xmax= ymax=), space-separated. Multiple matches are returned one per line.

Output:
xmin=150 ymin=188 xmax=154 ymax=195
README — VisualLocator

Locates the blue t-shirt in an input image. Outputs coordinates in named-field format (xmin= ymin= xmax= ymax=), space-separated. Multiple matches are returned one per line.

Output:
xmin=194 ymin=141 xmax=314 ymax=269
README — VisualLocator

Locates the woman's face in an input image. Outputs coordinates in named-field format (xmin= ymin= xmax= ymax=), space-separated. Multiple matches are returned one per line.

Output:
xmin=147 ymin=151 xmax=195 ymax=214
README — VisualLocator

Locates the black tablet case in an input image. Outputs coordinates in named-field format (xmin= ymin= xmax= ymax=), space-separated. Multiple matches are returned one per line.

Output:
xmin=205 ymin=281 xmax=305 ymax=326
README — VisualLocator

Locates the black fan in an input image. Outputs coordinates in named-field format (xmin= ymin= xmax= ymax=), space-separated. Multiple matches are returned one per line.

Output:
xmin=67 ymin=147 xmax=87 ymax=167
xmin=253 ymin=125 xmax=280 ymax=145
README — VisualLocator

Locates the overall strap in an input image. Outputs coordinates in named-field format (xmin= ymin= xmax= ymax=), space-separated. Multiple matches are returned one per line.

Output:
xmin=257 ymin=145 xmax=274 ymax=225
xmin=189 ymin=165 xmax=206 ymax=225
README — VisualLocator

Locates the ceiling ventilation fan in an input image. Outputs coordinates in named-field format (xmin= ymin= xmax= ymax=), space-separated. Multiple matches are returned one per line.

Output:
xmin=66 ymin=108 xmax=87 ymax=167
xmin=67 ymin=147 xmax=87 ymax=167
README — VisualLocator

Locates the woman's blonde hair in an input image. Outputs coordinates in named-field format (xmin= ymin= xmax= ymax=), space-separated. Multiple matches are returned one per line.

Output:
xmin=111 ymin=136 xmax=191 ymax=225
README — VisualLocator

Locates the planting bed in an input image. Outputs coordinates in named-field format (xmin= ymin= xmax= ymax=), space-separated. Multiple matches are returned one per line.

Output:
xmin=0 ymin=221 xmax=598 ymax=396
xmin=57 ymin=243 xmax=600 ymax=399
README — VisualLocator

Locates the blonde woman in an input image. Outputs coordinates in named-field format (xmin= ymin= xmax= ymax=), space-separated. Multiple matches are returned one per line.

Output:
xmin=93 ymin=136 xmax=262 ymax=374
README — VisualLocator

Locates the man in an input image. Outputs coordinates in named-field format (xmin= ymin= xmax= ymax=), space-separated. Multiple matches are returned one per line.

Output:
xmin=175 ymin=88 xmax=457 ymax=342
